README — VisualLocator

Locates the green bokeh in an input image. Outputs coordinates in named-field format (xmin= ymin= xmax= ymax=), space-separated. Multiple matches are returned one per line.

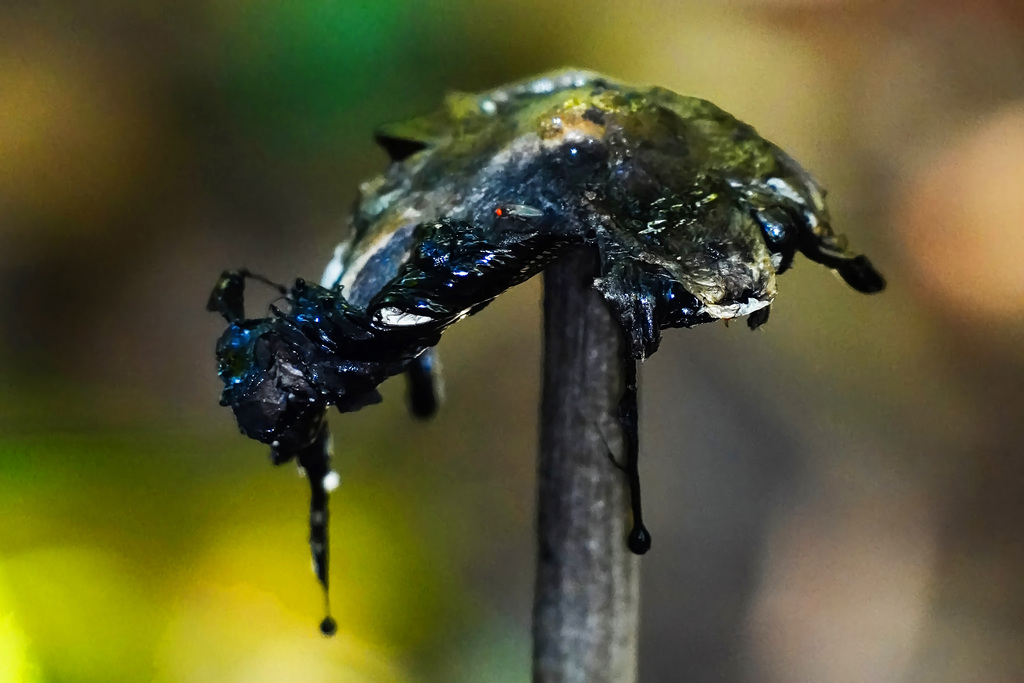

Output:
xmin=210 ymin=0 xmax=446 ymax=153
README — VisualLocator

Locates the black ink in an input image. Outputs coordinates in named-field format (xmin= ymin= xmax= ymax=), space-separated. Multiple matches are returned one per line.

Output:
xmin=320 ymin=617 xmax=337 ymax=637
xmin=619 ymin=356 xmax=650 ymax=554
xmin=405 ymin=349 xmax=441 ymax=419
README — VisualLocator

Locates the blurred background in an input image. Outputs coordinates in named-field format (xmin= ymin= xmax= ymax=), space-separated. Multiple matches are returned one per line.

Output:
xmin=2 ymin=0 xmax=1023 ymax=680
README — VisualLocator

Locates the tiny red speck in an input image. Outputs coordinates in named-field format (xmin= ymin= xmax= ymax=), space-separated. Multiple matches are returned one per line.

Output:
xmin=495 ymin=207 xmax=503 ymax=216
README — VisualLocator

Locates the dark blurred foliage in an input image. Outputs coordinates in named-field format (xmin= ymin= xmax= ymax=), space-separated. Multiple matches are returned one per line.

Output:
xmin=2 ymin=0 xmax=1024 ymax=681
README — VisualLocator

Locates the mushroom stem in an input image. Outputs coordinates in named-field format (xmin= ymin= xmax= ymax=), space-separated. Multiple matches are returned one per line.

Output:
xmin=533 ymin=246 xmax=641 ymax=683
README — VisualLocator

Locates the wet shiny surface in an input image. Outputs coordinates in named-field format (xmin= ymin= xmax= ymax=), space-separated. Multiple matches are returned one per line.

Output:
xmin=209 ymin=70 xmax=883 ymax=634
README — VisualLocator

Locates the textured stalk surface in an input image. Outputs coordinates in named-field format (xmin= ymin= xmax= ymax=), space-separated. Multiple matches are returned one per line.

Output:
xmin=533 ymin=247 xmax=640 ymax=683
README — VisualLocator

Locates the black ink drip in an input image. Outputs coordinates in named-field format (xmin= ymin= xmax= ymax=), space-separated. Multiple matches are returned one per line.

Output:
xmin=619 ymin=356 xmax=651 ymax=554
xmin=405 ymin=350 xmax=440 ymax=419
xmin=290 ymin=423 xmax=336 ymax=637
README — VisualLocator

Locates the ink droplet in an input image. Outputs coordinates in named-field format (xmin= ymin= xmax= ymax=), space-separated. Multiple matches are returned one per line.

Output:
xmin=628 ymin=524 xmax=651 ymax=555
xmin=320 ymin=616 xmax=337 ymax=637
